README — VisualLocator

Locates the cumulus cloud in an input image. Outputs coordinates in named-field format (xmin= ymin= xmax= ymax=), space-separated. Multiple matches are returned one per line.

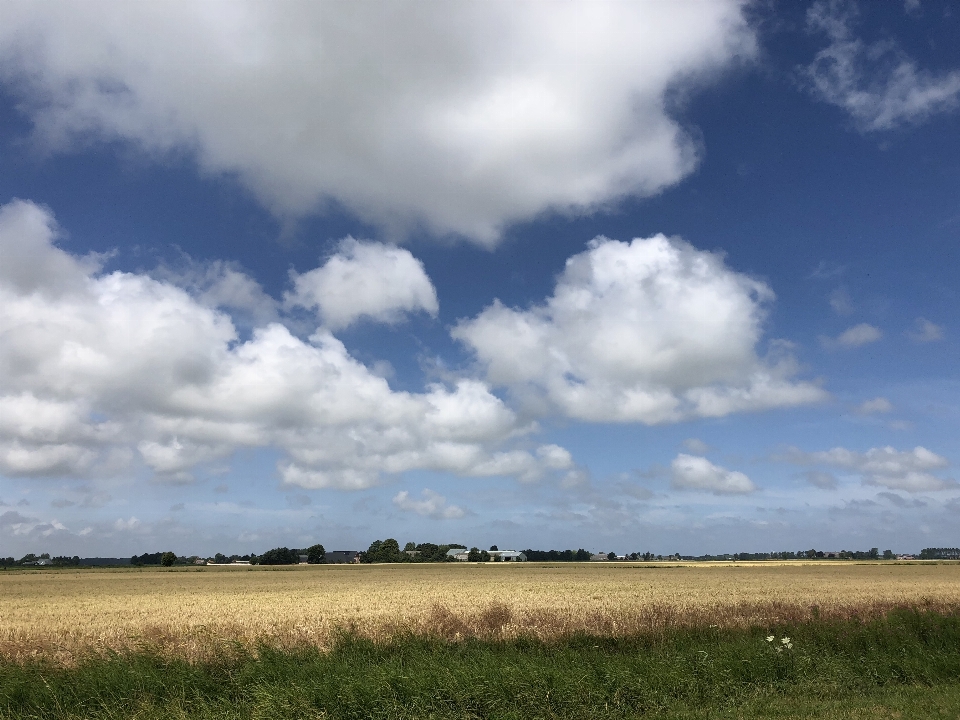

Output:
xmin=285 ymin=238 xmax=438 ymax=329
xmin=908 ymin=317 xmax=943 ymax=342
xmin=856 ymin=397 xmax=892 ymax=415
xmin=805 ymin=0 xmax=960 ymax=131
xmin=784 ymin=445 xmax=954 ymax=492
xmin=0 ymin=1 xmax=755 ymax=245
xmin=0 ymin=199 xmax=562 ymax=489
xmin=821 ymin=323 xmax=882 ymax=349
xmin=393 ymin=489 xmax=465 ymax=519
xmin=454 ymin=234 xmax=825 ymax=424
xmin=0 ymin=509 xmax=67 ymax=538
xmin=670 ymin=454 xmax=756 ymax=494
xmin=155 ymin=259 xmax=279 ymax=329
xmin=683 ymin=438 xmax=711 ymax=455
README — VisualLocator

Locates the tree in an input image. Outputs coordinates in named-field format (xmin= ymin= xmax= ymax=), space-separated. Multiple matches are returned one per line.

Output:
xmin=160 ymin=551 xmax=176 ymax=567
xmin=306 ymin=544 xmax=326 ymax=564
xmin=490 ymin=545 xmax=498 ymax=551
xmin=607 ymin=551 xmax=617 ymax=561
xmin=883 ymin=549 xmax=894 ymax=560
xmin=869 ymin=547 xmax=879 ymax=559
xmin=259 ymin=547 xmax=299 ymax=565
xmin=364 ymin=539 xmax=403 ymax=563
xmin=467 ymin=547 xmax=482 ymax=562
xmin=403 ymin=541 xmax=417 ymax=552
xmin=415 ymin=543 xmax=441 ymax=562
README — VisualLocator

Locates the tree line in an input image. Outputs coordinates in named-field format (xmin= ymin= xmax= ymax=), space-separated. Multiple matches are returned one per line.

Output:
xmin=919 ymin=548 xmax=960 ymax=560
xmin=3 ymin=544 xmax=951 ymax=568
xmin=131 ymin=545 xmax=327 ymax=566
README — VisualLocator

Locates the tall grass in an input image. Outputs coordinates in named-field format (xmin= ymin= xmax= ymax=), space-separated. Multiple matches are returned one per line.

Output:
xmin=2 ymin=608 xmax=959 ymax=719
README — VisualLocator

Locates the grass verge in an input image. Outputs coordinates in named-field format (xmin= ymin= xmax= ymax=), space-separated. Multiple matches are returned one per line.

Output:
xmin=1 ymin=608 xmax=959 ymax=719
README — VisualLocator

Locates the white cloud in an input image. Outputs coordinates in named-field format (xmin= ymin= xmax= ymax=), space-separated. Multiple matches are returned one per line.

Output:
xmin=285 ymin=238 xmax=438 ymax=330
xmin=908 ymin=317 xmax=943 ymax=342
xmin=670 ymin=454 xmax=756 ymax=494
xmin=784 ymin=445 xmax=954 ymax=492
xmin=0 ymin=1 xmax=755 ymax=245
xmin=393 ymin=489 xmax=465 ymax=519
xmin=453 ymin=234 xmax=826 ymax=424
xmin=821 ymin=323 xmax=882 ymax=349
xmin=113 ymin=516 xmax=140 ymax=532
xmin=829 ymin=287 xmax=853 ymax=315
xmin=805 ymin=0 xmax=960 ymax=131
xmin=0 ymin=199 xmax=563 ymax=489
xmin=856 ymin=397 xmax=892 ymax=415
xmin=156 ymin=258 xmax=279 ymax=328
xmin=903 ymin=0 xmax=921 ymax=14
xmin=683 ymin=438 xmax=711 ymax=455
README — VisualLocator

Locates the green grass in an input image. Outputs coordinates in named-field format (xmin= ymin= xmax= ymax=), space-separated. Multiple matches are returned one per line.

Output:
xmin=2 ymin=608 xmax=960 ymax=718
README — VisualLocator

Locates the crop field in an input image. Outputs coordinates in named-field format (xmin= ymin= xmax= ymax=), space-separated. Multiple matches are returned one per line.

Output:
xmin=2 ymin=561 xmax=959 ymax=664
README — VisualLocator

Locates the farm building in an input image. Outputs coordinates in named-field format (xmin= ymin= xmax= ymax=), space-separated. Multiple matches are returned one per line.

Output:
xmin=492 ymin=550 xmax=526 ymax=561
xmin=445 ymin=549 xmax=527 ymax=562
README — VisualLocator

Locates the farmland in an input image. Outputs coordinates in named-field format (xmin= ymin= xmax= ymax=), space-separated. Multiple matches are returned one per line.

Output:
xmin=1 ymin=561 xmax=959 ymax=663
xmin=2 ymin=562 xmax=960 ymax=718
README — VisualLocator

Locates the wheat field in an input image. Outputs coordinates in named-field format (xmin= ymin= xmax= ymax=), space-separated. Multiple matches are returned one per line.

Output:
xmin=2 ymin=561 xmax=958 ymax=664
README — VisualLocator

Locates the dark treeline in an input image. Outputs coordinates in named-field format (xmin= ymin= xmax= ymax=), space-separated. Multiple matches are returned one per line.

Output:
xmin=522 ymin=549 xmax=592 ymax=562
xmin=4 ymin=545 xmax=954 ymax=568
xmin=363 ymin=539 xmax=466 ymax=563
xmin=130 ymin=545 xmax=326 ymax=567
xmin=0 ymin=554 xmax=81 ymax=567
xmin=685 ymin=548 xmax=893 ymax=561
xmin=919 ymin=548 xmax=960 ymax=560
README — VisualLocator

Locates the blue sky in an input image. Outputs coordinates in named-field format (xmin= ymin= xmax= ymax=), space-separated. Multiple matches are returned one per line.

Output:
xmin=0 ymin=0 xmax=958 ymax=557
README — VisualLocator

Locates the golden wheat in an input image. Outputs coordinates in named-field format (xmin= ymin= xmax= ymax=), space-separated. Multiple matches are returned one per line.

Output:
xmin=1 ymin=561 xmax=958 ymax=664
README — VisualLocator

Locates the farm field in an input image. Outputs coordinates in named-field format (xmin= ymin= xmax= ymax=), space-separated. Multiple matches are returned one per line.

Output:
xmin=2 ymin=562 xmax=960 ymax=718
xmin=1 ymin=561 xmax=959 ymax=663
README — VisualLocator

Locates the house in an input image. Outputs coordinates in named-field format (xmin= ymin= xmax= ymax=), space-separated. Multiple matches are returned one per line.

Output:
xmin=590 ymin=553 xmax=608 ymax=561
xmin=326 ymin=550 xmax=361 ymax=564
xmin=446 ymin=548 xmax=469 ymax=561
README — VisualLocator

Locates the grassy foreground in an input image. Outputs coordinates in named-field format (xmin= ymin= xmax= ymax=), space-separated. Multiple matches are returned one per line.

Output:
xmin=1 ymin=609 xmax=959 ymax=719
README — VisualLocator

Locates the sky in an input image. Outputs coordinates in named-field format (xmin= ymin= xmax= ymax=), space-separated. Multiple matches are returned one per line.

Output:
xmin=0 ymin=0 xmax=958 ymax=558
